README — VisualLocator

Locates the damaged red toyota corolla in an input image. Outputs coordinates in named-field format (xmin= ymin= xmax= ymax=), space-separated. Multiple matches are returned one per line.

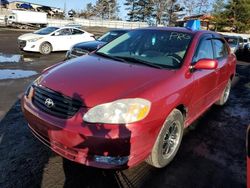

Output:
xmin=22 ymin=27 xmax=236 ymax=169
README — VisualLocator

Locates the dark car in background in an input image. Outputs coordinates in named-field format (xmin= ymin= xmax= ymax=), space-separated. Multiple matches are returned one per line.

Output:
xmin=65 ymin=29 xmax=129 ymax=59
xmin=223 ymin=35 xmax=244 ymax=56
xmin=243 ymin=37 xmax=250 ymax=54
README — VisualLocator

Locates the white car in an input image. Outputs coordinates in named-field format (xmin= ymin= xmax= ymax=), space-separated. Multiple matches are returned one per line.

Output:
xmin=18 ymin=26 xmax=95 ymax=54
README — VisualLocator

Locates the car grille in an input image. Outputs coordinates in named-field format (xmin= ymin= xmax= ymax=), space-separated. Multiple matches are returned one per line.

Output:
xmin=71 ymin=48 xmax=89 ymax=57
xmin=18 ymin=40 xmax=26 ymax=49
xmin=32 ymin=86 xmax=82 ymax=119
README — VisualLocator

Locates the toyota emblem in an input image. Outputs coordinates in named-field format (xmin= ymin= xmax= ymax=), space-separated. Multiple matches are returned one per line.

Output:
xmin=44 ymin=98 xmax=54 ymax=108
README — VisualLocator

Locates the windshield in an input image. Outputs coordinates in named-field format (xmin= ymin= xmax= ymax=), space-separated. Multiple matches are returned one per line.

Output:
xmin=224 ymin=37 xmax=238 ymax=47
xmin=34 ymin=27 xmax=59 ymax=35
xmin=98 ymin=31 xmax=126 ymax=43
xmin=96 ymin=30 xmax=193 ymax=69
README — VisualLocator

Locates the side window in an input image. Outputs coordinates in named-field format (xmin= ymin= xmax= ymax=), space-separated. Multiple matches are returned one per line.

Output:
xmin=239 ymin=37 xmax=244 ymax=48
xmin=193 ymin=37 xmax=214 ymax=63
xmin=213 ymin=39 xmax=228 ymax=59
xmin=239 ymin=37 xmax=243 ymax=44
xmin=72 ymin=29 xmax=84 ymax=35
xmin=57 ymin=29 xmax=72 ymax=36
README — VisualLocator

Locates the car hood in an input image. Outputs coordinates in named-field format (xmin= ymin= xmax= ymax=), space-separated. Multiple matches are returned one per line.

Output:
xmin=18 ymin=33 xmax=44 ymax=40
xmin=73 ymin=41 xmax=106 ymax=52
xmin=39 ymin=55 xmax=175 ymax=107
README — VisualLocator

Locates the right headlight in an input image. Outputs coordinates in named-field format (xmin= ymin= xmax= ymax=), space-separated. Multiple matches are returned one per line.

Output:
xmin=83 ymin=98 xmax=151 ymax=124
xmin=27 ymin=37 xmax=43 ymax=42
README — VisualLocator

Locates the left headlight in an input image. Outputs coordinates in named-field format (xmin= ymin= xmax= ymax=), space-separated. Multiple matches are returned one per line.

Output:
xmin=27 ymin=37 xmax=43 ymax=42
xmin=25 ymin=76 xmax=41 ymax=97
xmin=83 ymin=98 xmax=151 ymax=124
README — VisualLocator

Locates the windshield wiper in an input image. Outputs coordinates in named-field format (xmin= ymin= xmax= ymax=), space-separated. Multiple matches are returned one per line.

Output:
xmin=95 ymin=52 xmax=127 ymax=63
xmin=114 ymin=56 xmax=163 ymax=69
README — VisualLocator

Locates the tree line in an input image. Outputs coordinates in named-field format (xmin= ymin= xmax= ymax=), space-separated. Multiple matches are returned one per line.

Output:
xmin=79 ymin=0 xmax=120 ymax=20
xmin=79 ymin=0 xmax=211 ymax=25
xmin=212 ymin=0 xmax=250 ymax=33
xmin=78 ymin=0 xmax=250 ymax=32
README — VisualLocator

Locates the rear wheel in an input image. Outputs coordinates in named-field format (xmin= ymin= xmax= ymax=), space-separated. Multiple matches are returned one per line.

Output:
xmin=215 ymin=79 xmax=231 ymax=106
xmin=146 ymin=109 xmax=184 ymax=168
xmin=40 ymin=42 xmax=52 ymax=55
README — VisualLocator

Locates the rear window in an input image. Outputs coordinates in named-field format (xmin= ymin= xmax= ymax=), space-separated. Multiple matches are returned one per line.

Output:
xmin=72 ymin=29 xmax=84 ymax=35
xmin=224 ymin=37 xmax=237 ymax=47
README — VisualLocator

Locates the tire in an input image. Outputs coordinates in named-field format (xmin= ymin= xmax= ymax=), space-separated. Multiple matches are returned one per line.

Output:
xmin=215 ymin=79 xmax=231 ymax=106
xmin=146 ymin=109 xmax=184 ymax=168
xmin=39 ymin=42 xmax=52 ymax=55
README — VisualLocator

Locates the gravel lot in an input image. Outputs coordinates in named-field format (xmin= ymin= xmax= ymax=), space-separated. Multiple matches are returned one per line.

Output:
xmin=0 ymin=28 xmax=249 ymax=188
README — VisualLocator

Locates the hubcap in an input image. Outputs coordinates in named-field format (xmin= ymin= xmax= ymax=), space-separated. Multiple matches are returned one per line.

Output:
xmin=162 ymin=121 xmax=181 ymax=159
xmin=42 ymin=44 xmax=50 ymax=54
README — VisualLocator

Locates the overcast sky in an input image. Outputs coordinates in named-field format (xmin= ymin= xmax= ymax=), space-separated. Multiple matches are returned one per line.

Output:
xmin=10 ymin=0 xmax=127 ymax=19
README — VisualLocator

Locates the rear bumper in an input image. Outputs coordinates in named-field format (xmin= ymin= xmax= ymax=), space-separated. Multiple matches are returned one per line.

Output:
xmin=22 ymin=96 xmax=160 ymax=169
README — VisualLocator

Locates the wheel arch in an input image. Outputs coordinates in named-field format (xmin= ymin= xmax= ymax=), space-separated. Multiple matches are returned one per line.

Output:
xmin=230 ymin=74 xmax=234 ymax=80
xmin=175 ymin=104 xmax=188 ymax=119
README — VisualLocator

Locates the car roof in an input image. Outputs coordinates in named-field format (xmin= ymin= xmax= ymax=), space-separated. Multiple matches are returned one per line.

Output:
xmin=223 ymin=35 xmax=242 ymax=39
xmin=133 ymin=26 xmax=218 ymax=36
xmin=59 ymin=26 xmax=83 ymax=30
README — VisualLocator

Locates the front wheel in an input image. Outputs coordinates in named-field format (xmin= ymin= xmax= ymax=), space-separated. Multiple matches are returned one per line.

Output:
xmin=215 ymin=79 xmax=231 ymax=106
xmin=146 ymin=109 xmax=184 ymax=168
xmin=40 ymin=42 xmax=52 ymax=55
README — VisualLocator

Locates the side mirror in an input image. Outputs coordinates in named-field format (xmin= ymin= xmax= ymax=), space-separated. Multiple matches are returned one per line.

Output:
xmin=193 ymin=59 xmax=218 ymax=70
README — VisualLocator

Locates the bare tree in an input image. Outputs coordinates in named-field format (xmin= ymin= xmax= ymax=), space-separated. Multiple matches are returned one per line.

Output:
xmin=95 ymin=0 xmax=120 ymax=20
xmin=152 ymin=0 xmax=168 ymax=25
xmin=79 ymin=3 xmax=95 ymax=19
xmin=182 ymin=0 xmax=210 ymax=15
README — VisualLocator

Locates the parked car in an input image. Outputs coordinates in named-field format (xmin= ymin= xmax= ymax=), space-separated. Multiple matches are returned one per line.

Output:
xmin=243 ymin=37 xmax=250 ymax=54
xmin=65 ymin=29 xmax=129 ymax=60
xmin=18 ymin=26 xmax=95 ymax=54
xmin=22 ymin=27 xmax=236 ymax=169
xmin=223 ymin=35 xmax=244 ymax=56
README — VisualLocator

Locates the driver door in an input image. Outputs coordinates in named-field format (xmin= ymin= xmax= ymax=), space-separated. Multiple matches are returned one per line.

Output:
xmin=49 ymin=28 xmax=73 ymax=51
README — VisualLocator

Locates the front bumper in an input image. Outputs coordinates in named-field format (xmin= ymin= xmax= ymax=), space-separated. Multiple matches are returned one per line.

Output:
xmin=22 ymin=95 xmax=159 ymax=169
xmin=18 ymin=40 xmax=41 ymax=52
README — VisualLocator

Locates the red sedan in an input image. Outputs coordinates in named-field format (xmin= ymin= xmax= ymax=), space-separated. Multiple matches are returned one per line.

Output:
xmin=22 ymin=27 xmax=236 ymax=169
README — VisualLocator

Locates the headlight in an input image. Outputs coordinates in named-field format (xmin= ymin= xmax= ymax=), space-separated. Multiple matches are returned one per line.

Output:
xmin=27 ymin=37 xmax=43 ymax=42
xmin=83 ymin=98 xmax=151 ymax=124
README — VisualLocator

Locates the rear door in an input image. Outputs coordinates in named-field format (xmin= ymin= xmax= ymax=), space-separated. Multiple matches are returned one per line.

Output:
xmin=212 ymin=37 xmax=230 ymax=96
xmin=71 ymin=29 xmax=94 ymax=45
xmin=70 ymin=29 xmax=85 ymax=45
xmin=189 ymin=34 xmax=219 ymax=118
